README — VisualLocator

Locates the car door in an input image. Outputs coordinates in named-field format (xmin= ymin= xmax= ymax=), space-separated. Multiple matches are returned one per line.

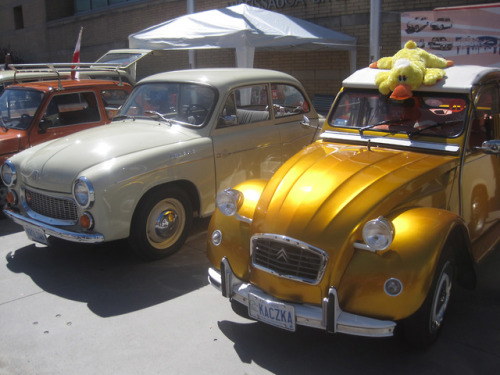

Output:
xmin=211 ymin=83 xmax=282 ymax=194
xmin=461 ymin=84 xmax=500 ymax=261
xmin=30 ymin=90 xmax=104 ymax=146
xmin=269 ymin=83 xmax=320 ymax=162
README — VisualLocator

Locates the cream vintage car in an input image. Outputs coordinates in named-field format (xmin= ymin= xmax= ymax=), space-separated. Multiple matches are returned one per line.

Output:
xmin=1 ymin=68 xmax=319 ymax=260
xmin=207 ymin=65 xmax=500 ymax=347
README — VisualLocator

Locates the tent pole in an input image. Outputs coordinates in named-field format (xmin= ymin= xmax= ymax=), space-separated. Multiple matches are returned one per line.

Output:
xmin=187 ymin=0 xmax=196 ymax=69
xmin=369 ymin=0 xmax=381 ymax=63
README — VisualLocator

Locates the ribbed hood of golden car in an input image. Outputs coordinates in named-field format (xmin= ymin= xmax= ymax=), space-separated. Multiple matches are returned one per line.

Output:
xmin=250 ymin=140 xmax=458 ymax=291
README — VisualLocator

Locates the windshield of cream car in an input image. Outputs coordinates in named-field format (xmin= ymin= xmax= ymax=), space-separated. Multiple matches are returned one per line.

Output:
xmin=117 ymin=82 xmax=216 ymax=126
xmin=328 ymin=90 xmax=468 ymax=138
xmin=0 ymin=88 xmax=44 ymax=130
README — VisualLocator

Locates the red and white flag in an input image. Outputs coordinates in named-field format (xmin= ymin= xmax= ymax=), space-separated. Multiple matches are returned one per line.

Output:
xmin=71 ymin=27 xmax=83 ymax=80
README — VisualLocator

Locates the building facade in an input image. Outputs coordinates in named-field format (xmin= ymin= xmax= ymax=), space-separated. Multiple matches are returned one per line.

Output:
xmin=0 ymin=0 xmax=497 ymax=98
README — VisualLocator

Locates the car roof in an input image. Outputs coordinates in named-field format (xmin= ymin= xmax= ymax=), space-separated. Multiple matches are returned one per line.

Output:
xmin=342 ymin=65 xmax=500 ymax=94
xmin=6 ymin=79 xmax=131 ymax=92
xmin=139 ymin=68 xmax=303 ymax=90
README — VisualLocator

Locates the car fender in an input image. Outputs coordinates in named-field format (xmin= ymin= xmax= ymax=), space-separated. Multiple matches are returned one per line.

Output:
xmin=337 ymin=207 xmax=466 ymax=321
xmin=207 ymin=179 xmax=268 ymax=280
xmin=83 ymin=140 xmax=216 ymax=241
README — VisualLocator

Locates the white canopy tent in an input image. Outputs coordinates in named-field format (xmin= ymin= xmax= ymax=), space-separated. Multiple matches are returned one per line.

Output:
xmin=128 ymin=4 xmax=357 ymax=72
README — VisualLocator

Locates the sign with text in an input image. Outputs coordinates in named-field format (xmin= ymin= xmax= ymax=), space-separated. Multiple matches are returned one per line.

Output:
xmin=401 ymin=4 xmax=500 ymax=67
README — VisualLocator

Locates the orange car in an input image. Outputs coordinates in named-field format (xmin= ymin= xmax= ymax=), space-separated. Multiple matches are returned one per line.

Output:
xmin=0 ymin=78 xmax=132 ymax=206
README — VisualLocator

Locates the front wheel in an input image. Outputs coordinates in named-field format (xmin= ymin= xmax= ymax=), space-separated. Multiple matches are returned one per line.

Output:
xmin=129 ymin=187 xmax=193 ymax=261
xmin=401 ymin=247 xmax=454 ymax=347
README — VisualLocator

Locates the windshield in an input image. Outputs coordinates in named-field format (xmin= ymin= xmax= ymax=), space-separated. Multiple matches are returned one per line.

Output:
xmin=95 ymin=52 xmax=147 ymax=67
xmin=0 ymin=88 xmax=44 ymax=130
xmin=116 ymin=82 xmax=216 ymax=127
xmin=328 ymin=90 xmax=468 ymax=139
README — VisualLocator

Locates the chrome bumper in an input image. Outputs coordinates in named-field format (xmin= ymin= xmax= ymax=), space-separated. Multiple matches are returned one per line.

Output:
xmin=3 ymin=208 xmax=104 ymax=244
xmin=208 ymin=257 xmax=396 ymax=338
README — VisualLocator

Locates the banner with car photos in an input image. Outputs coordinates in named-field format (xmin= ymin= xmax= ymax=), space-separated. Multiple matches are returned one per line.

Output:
xmin=401 ymin=3 xmax=500 ymax=67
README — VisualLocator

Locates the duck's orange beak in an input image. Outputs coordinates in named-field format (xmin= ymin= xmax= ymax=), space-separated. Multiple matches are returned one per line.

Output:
xmin=390 ymin=84 xmax=413 ymax=100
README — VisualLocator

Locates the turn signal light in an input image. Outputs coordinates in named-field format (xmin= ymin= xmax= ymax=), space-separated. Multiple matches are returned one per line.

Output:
xmin=6 ymin=190 xmax=18 ymax=205
xmin=79 ymin=212 xmax=94 ymax=230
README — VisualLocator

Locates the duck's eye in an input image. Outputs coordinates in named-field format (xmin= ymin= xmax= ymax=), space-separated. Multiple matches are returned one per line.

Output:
xmin=398 ymin=75 xmax=407 ymax=82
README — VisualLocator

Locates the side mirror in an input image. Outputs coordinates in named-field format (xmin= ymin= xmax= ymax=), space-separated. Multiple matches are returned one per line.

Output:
xmin=39 ymin=118 xmax=52 ymax=134
xmin=106 ymin=107 xmax=119 ymax=119
xmin=300 ymin=115 xmax=310 ymax=127
xmin=477 ymin=140 xmax=500 ymax=154
xmin=218 ymin=114 xmax=238 ymax=127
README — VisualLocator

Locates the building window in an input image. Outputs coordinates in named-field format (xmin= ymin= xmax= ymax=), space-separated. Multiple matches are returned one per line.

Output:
xmin=74 ymin=0 xmax=138 ymax=13
xmin=13 ymin=6 xmax=24 ymax=29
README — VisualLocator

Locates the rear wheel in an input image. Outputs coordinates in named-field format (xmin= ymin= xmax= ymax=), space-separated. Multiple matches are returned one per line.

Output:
xmin=129 ymin=187 xmax=192 ymax=261
xmin=401 ymin=245 xmax=454 ymax=347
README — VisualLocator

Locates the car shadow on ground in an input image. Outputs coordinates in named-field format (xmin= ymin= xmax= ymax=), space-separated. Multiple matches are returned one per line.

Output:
xmin=215 ymin=247 xmax=500 ymax=374
xmin=4 ymin=217 xmax=212 ymax=318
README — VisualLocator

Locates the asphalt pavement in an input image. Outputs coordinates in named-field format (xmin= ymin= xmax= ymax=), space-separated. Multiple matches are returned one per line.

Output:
xmin=1 ymin=216 xmax=499 ymax=375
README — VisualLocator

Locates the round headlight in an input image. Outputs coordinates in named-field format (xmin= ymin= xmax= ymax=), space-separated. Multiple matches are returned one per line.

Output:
xmin=73 ymin=177 xmax=94 ymax=209
xmin=1 ymin=161 xmax=17 ymax=187
xmin=362 ymin=217 xmax=394 ymax=251
xmin=216 ymin=189 xmax=243 ymax=216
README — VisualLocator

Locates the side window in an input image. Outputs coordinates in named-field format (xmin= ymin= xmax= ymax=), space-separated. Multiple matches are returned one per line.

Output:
xmin=271 ymin=84 xmax=309 ymax=118
xmin=44 ymin=92 xmax=100 ymax=127
xmin=235 ymin=84 xmax=270 ymax=125
xmin=469 ymin=86 xmax=498 ymax=149
xmin=101 ymin=89 xmax=129 ymax=109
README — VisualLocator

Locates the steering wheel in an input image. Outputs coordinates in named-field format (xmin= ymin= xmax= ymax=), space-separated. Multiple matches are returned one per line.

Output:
xmin=187 ymin=104 xmax=208 ymax=125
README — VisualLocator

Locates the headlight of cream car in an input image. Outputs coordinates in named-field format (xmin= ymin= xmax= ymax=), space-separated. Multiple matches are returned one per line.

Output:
xmin=73 ymin=177 xmax=95 ymax=209
xmin=1 ymin=161 xmax=16 ymax=187
xmin=216 ymin=188 xmax=243 ymax=216
xmin=362 ymin=217 xmax=394 ymax=251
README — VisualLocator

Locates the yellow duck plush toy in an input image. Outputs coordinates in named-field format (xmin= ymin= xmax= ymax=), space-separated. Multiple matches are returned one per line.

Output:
xmin=369 ymin=40 xmax=453 ymax=100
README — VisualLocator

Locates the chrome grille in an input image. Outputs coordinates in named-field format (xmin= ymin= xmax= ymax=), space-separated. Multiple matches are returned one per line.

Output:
xmin=25 ymin=188 xmax=78 ymax=222
xmin=251 ymin=234 xmax=328 ymax=284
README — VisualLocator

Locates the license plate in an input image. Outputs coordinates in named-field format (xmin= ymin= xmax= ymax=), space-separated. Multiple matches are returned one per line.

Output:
xmin=24 ymin=224 xmax=48 ymax=245
xmin=248 ymin=293 xmax=296 ymax=331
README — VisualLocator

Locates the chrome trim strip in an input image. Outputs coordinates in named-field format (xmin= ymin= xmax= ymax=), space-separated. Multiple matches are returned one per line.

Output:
xmin=320 ymin=131 xmax=460 ymax=153
xmin=3 ymin=208 xmax=104 ymax=243
xmin=209 ymin=260 xmax=396 ymax=338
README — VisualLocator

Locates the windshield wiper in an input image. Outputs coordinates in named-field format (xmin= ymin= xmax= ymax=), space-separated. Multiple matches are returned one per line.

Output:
xmin=408 ymin=120 xmax=458 ymax=139
xmin=359 ymin=118 xmax=410 ymax=135
xmin=112 ymin=114 xmax=132 ymax=121
xmin=144 ymin=110 xmax=173 ymax=126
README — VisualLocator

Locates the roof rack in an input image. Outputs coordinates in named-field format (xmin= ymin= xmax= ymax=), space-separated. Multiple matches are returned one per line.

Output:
xmin=9 ymin=62 xmax=125 ymax=89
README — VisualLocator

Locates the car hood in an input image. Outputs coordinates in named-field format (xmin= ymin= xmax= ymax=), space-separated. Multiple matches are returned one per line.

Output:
xmin=250 ymin=141 xmax=457 ymax=284
xmin=0 ymin=129 xmax=24 ymax=161
xmin=16 ymin=121 xmax=198 ymax=192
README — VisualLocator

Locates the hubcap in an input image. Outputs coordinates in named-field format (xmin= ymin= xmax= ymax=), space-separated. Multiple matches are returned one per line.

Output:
xmin=146 ymin=198 xmax=185 ymax=250
xmin=155 ymin=210 xmax=179 ymax=239
xmin=430 ymin=261 xmax=452 ymax=332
